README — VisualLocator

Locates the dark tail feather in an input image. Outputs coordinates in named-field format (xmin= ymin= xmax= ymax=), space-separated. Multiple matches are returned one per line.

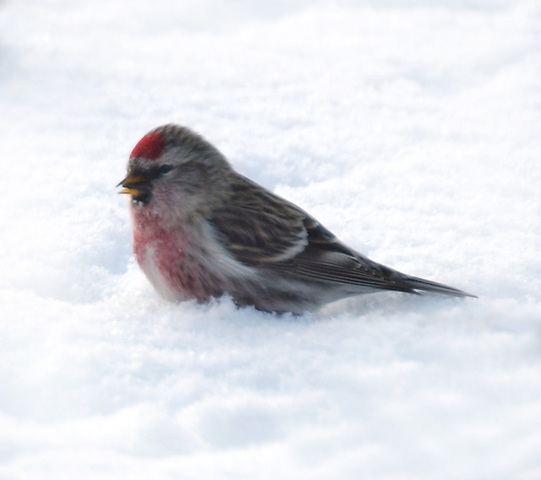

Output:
xmin=399 ymin=274 xmax=476 ymax=298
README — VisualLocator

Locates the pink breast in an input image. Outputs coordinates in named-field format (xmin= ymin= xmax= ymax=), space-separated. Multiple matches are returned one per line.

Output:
xmin=131 ymin=209 xmax=224 ymax=302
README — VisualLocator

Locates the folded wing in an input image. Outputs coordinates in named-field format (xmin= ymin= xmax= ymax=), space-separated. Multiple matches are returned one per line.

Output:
xmin=210 ymin=175 xmax=473 ymax=297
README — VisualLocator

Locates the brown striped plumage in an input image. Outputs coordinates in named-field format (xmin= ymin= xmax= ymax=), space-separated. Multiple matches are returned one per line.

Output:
xmin=119 ymin=124 xmax=475 ymax=314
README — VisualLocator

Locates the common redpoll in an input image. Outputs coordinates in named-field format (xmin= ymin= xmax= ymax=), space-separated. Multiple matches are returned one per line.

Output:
xmin=118 ymin=124 xmax=474 ymax=314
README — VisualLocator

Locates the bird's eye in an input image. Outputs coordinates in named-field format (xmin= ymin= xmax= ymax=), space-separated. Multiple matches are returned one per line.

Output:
xmin=159 ymin=164 xmax=173 ymax=174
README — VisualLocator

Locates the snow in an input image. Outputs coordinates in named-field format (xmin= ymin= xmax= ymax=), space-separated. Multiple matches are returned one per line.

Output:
xmin=1 ymin=0 xmax=541 ymax=478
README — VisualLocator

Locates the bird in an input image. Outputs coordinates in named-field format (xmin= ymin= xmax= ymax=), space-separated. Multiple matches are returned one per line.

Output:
xmin=118 ymin=124 xmax=475 ymax=314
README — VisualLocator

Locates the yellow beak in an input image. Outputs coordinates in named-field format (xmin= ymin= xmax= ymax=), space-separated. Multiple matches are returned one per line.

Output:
xmin=117 ymin=174 xmax=147 ymax=196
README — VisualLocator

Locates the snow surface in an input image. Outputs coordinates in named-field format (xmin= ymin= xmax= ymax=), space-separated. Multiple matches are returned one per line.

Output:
xmin=1 ymin=0 xmax=541 ymax=478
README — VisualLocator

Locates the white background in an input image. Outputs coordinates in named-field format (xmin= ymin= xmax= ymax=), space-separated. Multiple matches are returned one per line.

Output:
xmin=1 ymin=0 xmax=540 ymax=478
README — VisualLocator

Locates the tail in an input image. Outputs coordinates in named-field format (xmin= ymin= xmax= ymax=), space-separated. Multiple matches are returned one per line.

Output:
xmin=398 ymin=273 xmax=476 ymax=298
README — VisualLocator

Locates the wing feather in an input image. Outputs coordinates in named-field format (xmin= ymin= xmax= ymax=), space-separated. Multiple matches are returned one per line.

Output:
xmin=209 ymin=175 xmax=413 ymax=292
xmin=209 ymin=175 xmax=473 ymax=298
xmin=209 ymin=175 xmax=308 ymax=264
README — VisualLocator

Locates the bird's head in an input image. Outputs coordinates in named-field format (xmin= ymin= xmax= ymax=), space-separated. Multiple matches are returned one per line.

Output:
xmin=118 ymin=124 xmax=232 ymax=219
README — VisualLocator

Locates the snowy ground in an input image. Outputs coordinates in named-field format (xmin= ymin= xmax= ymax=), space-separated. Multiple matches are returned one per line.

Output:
xmin=1 ymin=0 xmax=541 ymax=478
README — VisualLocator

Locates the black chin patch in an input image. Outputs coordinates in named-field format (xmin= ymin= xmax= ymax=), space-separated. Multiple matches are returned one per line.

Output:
xmin=132 ymin=191 xmax=152 ymax=205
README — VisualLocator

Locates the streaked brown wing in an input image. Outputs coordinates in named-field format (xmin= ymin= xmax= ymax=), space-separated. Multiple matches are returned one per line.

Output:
xmin=266 ymin=217 xmax=413 ymax=291
xmin=209 ymin=175 xmax=411 ymax=292
xmin=209 ymin=175 xmax=308 ymax=264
